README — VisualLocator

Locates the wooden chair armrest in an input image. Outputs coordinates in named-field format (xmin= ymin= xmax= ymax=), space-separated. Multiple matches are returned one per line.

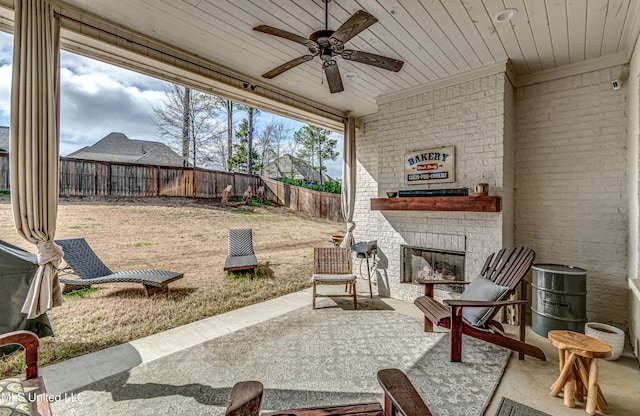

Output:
xmin=0 ymin=330 xmax=39 ymax=379
xmin=415 ymin=278 xmax=470 ymax=286
xmin=226 ymin=381 xmax=263 ymax=416
xmin=377 ymin=369 xmax=432 ymax=416
xmin=443 ymin=299 xmax=527 ymax=308
xmin=0 ymin=330 xmax=39 ymax=350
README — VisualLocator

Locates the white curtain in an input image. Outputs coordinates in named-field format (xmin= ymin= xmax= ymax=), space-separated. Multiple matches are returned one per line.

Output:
xmin=340 ymin=117 xmax=356 ymax=249
xmin=11 ymin=0 xmax=63 ymax=319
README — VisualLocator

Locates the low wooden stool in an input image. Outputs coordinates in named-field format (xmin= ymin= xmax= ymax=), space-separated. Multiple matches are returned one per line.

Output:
xmin=548 ymin=330 xmax=612 ymax=415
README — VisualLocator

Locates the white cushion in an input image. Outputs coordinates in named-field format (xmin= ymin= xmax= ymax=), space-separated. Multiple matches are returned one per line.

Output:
xmin=460 ymin=276 xmax=510 ymax=327
xmin=312 ymin=273 xmax=356 ymax=283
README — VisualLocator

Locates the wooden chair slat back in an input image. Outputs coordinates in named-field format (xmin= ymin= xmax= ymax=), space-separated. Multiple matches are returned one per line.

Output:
xmin=481 ymin=247 xmax=534 ymax=290
xmin=479 ymin=251 xmax=497 ymax=276
xmin=477 ymin=247 xmax=535 ymax=327
xmin=503 ymin=249 xmax=535 ymax=288
xmin=314 ymin=247 xmax=352 ymax=274
xmin=481 ymin=248 xmax=505 ymax=280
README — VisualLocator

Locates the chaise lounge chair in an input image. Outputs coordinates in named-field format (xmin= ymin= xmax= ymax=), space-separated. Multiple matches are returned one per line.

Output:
xmin=55 ymin=238 xmax=183 ymax=296
xmin=223 ymin=229 xmax=258 ymax=272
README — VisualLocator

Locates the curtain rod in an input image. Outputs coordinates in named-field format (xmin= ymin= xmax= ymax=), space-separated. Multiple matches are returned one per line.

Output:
xmin=55 ymin=13 xmax=346 ymax=122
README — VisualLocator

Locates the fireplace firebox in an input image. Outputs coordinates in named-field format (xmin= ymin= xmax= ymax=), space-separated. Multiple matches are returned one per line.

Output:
xmin=401 ymin=245 xmax=465 ymax=292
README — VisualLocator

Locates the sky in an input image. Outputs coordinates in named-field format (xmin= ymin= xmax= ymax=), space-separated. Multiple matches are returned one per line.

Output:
xmin=0 ymin=31 xmax=343 ymax=179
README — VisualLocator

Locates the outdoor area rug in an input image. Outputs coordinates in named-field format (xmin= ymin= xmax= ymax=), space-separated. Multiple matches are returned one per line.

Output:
xmin=52 ymin=307 xmax=511 ymax=416
xmin=495 ymin=397 xmax=551 ymax=416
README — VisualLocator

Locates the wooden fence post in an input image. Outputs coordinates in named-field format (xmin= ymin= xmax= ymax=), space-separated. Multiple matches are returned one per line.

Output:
xmin=108 ymin=162 xmax=112 ymax=196
xmin=94 ymin=161 xmax=98 ymax=196
xmin=192 ymin=167 xmax=196 ymax=198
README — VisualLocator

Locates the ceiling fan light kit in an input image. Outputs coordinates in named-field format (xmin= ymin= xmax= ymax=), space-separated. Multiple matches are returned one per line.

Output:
xmin=253 ymin=0 xmax=404 ymax=93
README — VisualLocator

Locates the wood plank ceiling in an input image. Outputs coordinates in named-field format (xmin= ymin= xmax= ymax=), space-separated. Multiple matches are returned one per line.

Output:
xmin=51 ymin=0 xmax=640 ymax=117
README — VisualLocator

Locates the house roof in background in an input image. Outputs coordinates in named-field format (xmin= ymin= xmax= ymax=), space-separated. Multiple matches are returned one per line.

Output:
xmin=66 ymin=132 xmax=185 ymax=167
xmin=0 ymin=126 xmax=8 ymax=152
xmin=262 ymin=154 xmax=331 ymax=183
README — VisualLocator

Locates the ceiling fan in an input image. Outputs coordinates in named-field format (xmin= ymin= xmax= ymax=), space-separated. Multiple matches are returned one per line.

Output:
xmin=253 ymin=0 xmax=404 ymax=93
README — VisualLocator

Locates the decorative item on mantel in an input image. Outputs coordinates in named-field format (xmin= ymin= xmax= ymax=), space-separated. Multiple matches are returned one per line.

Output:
xmin=386 ymin=191 xmax=398 ymax=198
xmin=473 ymin=183 xmax=489 ymax=196
xmin=398 ymin=188 xmax=469 ymax=197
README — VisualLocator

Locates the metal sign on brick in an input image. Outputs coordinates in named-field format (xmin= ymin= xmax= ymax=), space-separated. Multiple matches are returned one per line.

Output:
xmin=404 ymin=146 xmax=455 ymax=184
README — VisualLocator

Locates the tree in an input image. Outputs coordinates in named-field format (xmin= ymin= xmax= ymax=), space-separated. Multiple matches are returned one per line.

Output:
xmin=213 ymin=97 xmax=236 ymax=171
xmin=235 ymin=105 xmax=261 ymax=174
xmin=294 ymin=125 xmax=338 ymax=184
xmin=153 ymin=83 xmax=224 ymax=168
xmin=181 ymin=87 xmax=191 ymax=166
xmin=256 ymin=118 xmax=293 ymax=175
xmin=229 ymin=119 xmax=261 ymax=173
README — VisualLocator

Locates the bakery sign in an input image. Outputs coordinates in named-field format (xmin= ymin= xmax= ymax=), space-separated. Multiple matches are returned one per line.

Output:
xmin=404 ymin=146 xmax=455 ymax=184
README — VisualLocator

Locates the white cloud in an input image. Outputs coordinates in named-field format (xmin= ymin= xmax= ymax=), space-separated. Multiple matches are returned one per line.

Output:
xmin=0 ymin=63 xmax=10 ymax=126
xmin=0 ymin=31 xmax=12 ymax=127
xmin=58 ymin=51 xmax=169 ymax=155
xmin=325 ymin=131 xmax=344 ymax=180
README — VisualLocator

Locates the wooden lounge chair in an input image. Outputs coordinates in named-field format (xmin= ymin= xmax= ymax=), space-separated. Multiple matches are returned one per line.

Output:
xmin=224 ymin=229 xmax=258 ymax=272
xmin=414 ymin=247 xmax=546 ymax=362
xmin=226 ymin=368 xmax=431 ymax=416
xmin=55 ymin=238 xmax=183 ymax=296
xmin=311 ymin=247 xmax=357 ymax=309
xmin=0 ymin=330 xmax=51 ymax=416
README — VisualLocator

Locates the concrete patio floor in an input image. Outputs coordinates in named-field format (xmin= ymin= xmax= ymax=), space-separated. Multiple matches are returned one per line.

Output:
xmin=42 ymin=286 xmax=640 ymax=415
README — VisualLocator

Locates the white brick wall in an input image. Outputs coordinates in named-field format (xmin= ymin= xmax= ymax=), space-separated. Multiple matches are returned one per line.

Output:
xmin=354 ymin=73 xmax=510 ymax=301
xmin=515 ymin=66 xmax=629 ymax=329
xmin=629 ymin=26 xmax=640 ymax=360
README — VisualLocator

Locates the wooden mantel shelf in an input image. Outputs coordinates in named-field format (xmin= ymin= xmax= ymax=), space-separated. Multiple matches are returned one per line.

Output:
xmin=370 ymin=196 xmax=501 ymax=212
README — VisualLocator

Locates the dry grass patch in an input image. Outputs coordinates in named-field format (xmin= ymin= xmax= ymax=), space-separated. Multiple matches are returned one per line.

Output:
xmin=0 ymin=195 xmax=343 ymax=377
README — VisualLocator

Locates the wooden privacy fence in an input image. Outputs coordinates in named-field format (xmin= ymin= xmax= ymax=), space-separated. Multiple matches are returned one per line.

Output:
xmin=0 ymin=152 xmax=342 ymax=222
xmin=0 ymin=152 xmax=260 ymax=198
xmin=58 ymin=157 xmax=262 ymax=198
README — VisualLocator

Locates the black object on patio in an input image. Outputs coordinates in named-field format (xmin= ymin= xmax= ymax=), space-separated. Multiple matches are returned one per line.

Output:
xmin=0 ymin=240 xmax=53 ymax=355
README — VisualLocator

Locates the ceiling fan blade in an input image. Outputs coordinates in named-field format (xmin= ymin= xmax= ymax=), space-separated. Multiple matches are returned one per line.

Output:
xmin=341 ymin=50 xmax=404 ymax=72
xmin=323 ymin=60 xmax=344 ymax=93
xmin=262 ymin=55 xmax=316 ymax=79
xmin=329 ymin=10 xmax=378 ymax=47
xmin=253 ymin=25 xmax=317 ymax=49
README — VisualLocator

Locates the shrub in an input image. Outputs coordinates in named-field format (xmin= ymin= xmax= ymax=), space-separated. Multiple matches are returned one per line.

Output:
xmin=276 ymin=178 xmax=341 ymax=194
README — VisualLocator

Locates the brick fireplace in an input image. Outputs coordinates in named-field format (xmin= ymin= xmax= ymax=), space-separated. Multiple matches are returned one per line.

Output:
xmin=353 ymin=71 xmax=515 ymax=302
